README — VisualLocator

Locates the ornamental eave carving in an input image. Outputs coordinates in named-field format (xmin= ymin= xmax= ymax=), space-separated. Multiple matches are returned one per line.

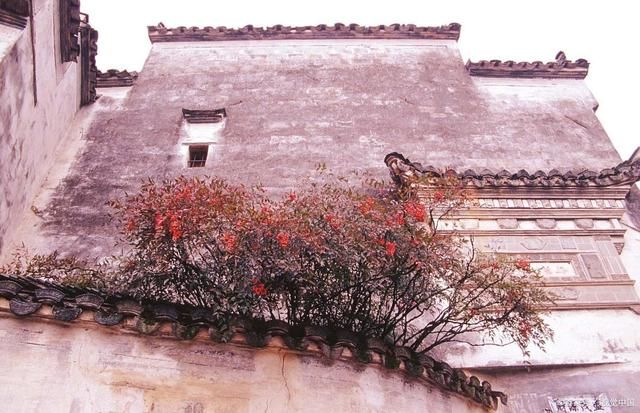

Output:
xmin=466 ymin=52 xmax=589 ymax=79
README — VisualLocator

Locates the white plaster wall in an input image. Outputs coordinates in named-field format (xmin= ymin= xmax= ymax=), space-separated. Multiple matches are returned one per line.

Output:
xmin=621 ymin=213 xmax=640 ymax=298
xmin=0 ymin=313 xmax=488 ymax=413
xmin=0 ymin=0 xmax=82 ymax=258
xmin=446 ymin=309 xmax=640 ymax=368
xmin=437 ymin=307 xmax=640 ymax=412
xmin=0 ymin=24 xmax=21 ymax=58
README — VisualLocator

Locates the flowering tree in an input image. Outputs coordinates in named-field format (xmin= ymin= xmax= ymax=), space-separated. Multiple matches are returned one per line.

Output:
xmin=3 ymin=175 xmax=554 ymax=354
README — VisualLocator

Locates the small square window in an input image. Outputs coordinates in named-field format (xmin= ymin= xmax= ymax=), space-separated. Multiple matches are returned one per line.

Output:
xmin=188 ymin=145 xmax=208 ymax=167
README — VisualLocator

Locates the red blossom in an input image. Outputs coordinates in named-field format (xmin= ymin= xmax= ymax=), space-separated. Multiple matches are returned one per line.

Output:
xmin=126 ymin=219 xmax=136 ymax=232
xmin=251 ymin=278 xmax=267 ymax=297
xmin=515 ymin=258 xmax=531 ymax=271
xmin=324 ymin=214 xmax=341 ymax=229
xmin=404 ymin=202 xmax=426 ymax=222
xmin=385 ymin=241 xmax=397 ymax=256
xmin=175 ymin=186 xmax=193 ymax=202
xmin=433 ymin=191 xmax=445 ymax=202
xmin=154 ymin=212 xmax=165 ymax=235
xmin=376 ymin=238 xmax=386 ymax=246
xmin=358 ymin=197 xmax=375 ymax=215
xmin=288 ymin=192 xmax=297 ymax=201
xmin=276 ymin=232 xmax=290 ymax=248
xmin=260 ymin=206 xmax=274 ymax=225
xmin=168 ymin=213 xmax=182 ymax=241
xmin=253 ymin=284 xmax=267 ymax=297
xmin=222 ymin=232 xmax=238 ymax=252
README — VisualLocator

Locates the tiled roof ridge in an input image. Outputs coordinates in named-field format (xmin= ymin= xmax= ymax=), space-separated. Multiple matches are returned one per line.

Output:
xmin=465 ymin=51 xmax=589 ymax=79
xmin=384 ymin=150 xmax=640 ymax=188
xmin=96 ymin=69 xmax=138 ymax=88
xmin=0 ymin=274 xmax=505 ymax=410
xmin=147 ymin=22 xmax=461 ymax=43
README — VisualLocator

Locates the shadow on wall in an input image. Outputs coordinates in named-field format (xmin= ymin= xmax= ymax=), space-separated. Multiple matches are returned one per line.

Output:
xmin=627 ymin=185 xmax=640 ymax=229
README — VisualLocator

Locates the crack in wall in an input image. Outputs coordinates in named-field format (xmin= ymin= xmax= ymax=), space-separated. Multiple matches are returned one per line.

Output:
xmin=281 ymin=352 xmax=291 ymax=408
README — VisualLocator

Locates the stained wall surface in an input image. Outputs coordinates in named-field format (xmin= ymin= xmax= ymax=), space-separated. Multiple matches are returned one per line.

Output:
xmin=440 ymin=307 xmax=640 ymax=412
xmin=21 ymin=38 xmax=624 ymax=258
xmin=2 ymin=26 xmax=639 ymax=413
xmin=0 ymin=311 xmax=488 ymax=413
xmin=0 ymin=0 xmax=82 ymax=257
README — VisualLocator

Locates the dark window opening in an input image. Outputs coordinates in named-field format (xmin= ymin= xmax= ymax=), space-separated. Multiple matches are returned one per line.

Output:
xmin=188 ymin=145 xmax=208 ymax=167
xmin=182 ymin=108 xmax=227 ymax=124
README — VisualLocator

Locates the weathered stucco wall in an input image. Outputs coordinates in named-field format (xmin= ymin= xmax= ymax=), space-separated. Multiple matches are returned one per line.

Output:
xmin=23 ymin=38 xmax=624 ymax=259
xmin=621 ymin=194 xmax=640 ymax=298
xmin=437 ymin=214 xmax=640 ymax=412
xmin=0 ymin=309 xmax=489 ymax=413
xmin=2 ymin=26 xmax=638 ymax=412
xmin=0 ymin=0 xmax=81 ymax=257
xmin=487 ymin=364 xmax=639 ymax=413
xmin=442 ymin=309 xmax=640 ymax=412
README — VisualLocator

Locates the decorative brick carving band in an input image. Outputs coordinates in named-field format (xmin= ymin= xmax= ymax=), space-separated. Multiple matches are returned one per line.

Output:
xmin=384 ymin=149 xmax=640 ymax=188
xmin=0 ymin=274 xmax=505 ymax=410
xmin=465 ymin=51 xmax=589 ymax=79
xmin=96 ymin=69 xmax=138 ymax=88
xmin=0 ymin=0 xmax=29 ymax=29
xmin=147 ymin=22 xmax=461 ymax=43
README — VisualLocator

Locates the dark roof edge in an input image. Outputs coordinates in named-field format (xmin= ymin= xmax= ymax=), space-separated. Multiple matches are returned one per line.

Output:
xmin=96 ymin=69 xmax=139 ymax=88
xmin=0 ymin=6 xmax=28 ymax=29
xmin=384 ymin=148 xmax=640 ymax=189
xmin=0 ymin=274 xmax=504 ymax=410
xmin=147 ymin=22 xmax=461 ymax=43
xmin=466 ymin=51 xmax=589 ymax=79
xmin=0 ymin=0 xmax=29 ymax=17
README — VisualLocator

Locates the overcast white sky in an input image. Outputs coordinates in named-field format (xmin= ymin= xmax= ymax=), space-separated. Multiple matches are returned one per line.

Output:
xmin=83 ymin=0 xmax=639 ymax=161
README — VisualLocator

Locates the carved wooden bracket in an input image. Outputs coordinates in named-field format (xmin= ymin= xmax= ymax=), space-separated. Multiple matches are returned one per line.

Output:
xmin=79 ymin=20 xmax=98 ymax=105
xmin=60 ymin=0 xmax=81 ymax=62
xmin=0 ymin=0 xmax=29 ymax=29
